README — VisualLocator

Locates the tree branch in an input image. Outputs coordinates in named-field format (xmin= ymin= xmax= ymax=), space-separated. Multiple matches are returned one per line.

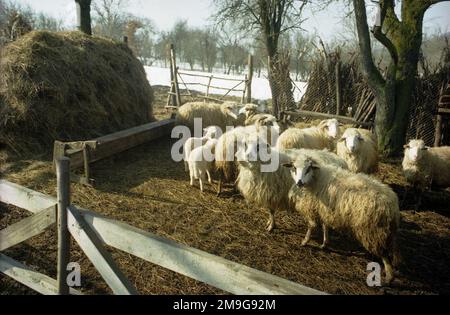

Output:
xmin=353 ymin=0 xmax=385 ymax=88
xmin=371 ymin=0 xmax=398 ymax=64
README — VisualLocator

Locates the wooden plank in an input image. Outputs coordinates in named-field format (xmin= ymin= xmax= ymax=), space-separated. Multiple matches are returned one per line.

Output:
xmin=438 ymin=108 xmax=450 ymax=115
xmin=178 ymin=71 xmax=245 ymax=82
xmin=283 ymin=110 xmax=373 ymax=128
xmin=77 ymin=208 xmax=326 ymax=295
xmin=63 ymin=119 xmax=175 ymax=169
xmin=56 ymin=158 xmax=71 ymax=295
xmin=0 ymin=180 xmax=57 ymax=213
xmin=0 ymin=253 xmax=81 ymax=295
xmin=67 ymin=206 xmax=138 ymax=295
xmin=0 ymin=205 xmax=56 ymax=251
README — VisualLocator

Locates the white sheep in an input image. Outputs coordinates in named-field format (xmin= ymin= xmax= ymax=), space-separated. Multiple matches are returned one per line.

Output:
xmin=402 ymin=139 xmax=450 ymax=189
xmin=276 ymin=119 xmax=341 ymax=151
xmin=283 ymin=149 xmax=348 ymax=248
xmin=235 ymin=137 xmax=294 ymax=232
xmin=188 ymin=138 xmax=218 ymax=192
xmin=215 ymin=120 xmax=280 ymax=196
xmin=175 ymin=101 xmax=241 ymax=131
xmin=336 ymin=128 xmax=378 ymax=174
xmin=238 ymin=103 xmax=266 ymax=125
xmin=183 ymin=126 xmax=221 ymax=171
xmin=283 ymin=155 xmax=400 ymax=285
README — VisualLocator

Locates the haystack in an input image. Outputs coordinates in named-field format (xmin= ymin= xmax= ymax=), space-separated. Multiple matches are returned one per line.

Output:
xmin=0 ymin=31 xmax=154 ymax=155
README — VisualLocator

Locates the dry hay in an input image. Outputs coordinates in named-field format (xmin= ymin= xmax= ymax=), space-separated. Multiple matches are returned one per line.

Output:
xmin=0 ymin=30 xmax=154 ymax=156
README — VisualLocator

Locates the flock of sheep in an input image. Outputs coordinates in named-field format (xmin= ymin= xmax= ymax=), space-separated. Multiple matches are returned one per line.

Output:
xmin=174 ymin=100 xmax=450 ymax=286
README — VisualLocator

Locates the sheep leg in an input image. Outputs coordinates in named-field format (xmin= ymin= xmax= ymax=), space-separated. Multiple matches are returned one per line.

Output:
xmin=382 ymin=257 xmax=395 ymax=286
xmin=184 ymin=161 xmax=189 ymax=172
xmin=216 ymin=173 xmax=223 ymax=196
xmin=266 ymin=209 xmax=275 ymax=232
xmin=301 ymin=221 xmax=316 ymax=246
xmin=320 ymin=224 xmax=328 ymax=249
xmin=206 ymin=170 xmax=212 ymax=184
xmin=189 ymin=168 xmax=194 ymax=186
xmin=199 ymin=173 xmax=205 ymax=192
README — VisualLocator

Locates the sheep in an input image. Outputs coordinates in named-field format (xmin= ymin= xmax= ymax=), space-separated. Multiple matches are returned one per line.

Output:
xmin=183 ymin=126 xmax=221 ymax=171
xmin=214 ymin=126 xmax=253 ymax=195
xmin=336 ymin=128 xmax=378 ymax=174
xmin=215 ymin=120 xmax=281 ymax=196
xmin=188 ymin=138 xmax=218 ymax=192
xmin=283 ymin=149 xmax=348 ymax=248
xmin=235 ymin=137 xmax=295 ymax=232
xmin=276 ymin=119 xmax=341 ymax=151
xmin=283 ymin=155 xmax=400 ymax=284
xmin=175 ymin=101 xmax=241 ymax=131
xmin=238 ymin=103 xmax=266 ymax=125
xmin=402 ymin=139 xmax=450 ymax=189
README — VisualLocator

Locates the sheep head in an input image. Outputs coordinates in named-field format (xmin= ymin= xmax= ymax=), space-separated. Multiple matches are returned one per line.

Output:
xmin=283 ymin=156 xmax=320 ymax=187
xmin=235 ymin=136 xmax=273 ymax=169
xmin=404 ymin=139 xmax=429 ymax=162
xmin=221 ymin=102 xmax=240 ymax=120
xmin=203 ymin=126 xmax=221 ymax=139
xmin=339 ymin=128 xmax=364 ymax=153
xmin=318 ymin=119 xmax=341 ymax=139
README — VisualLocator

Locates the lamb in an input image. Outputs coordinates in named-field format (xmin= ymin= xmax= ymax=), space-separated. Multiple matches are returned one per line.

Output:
xmin=183 ymin=126 xmax=221 ymax=171
xmin=175 ymin=101 xmax=241 ymax=131
xmin=276 ymin=119 xmax=341 ymax=151
xmin=336 ymin=128 xmax=378 ymax=174
xmin=235 ymin=137 xmax=295 ymax=232
xmin=283 ymin=155 xmax=400 ymax=284
xmin=402 ymin=139 xmax=450 ymax=189
xmin=188 ymin=138 xmax=218 ymax=192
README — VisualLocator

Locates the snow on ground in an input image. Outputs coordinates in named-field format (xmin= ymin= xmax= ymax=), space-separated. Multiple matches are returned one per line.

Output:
xmin=145 ymin=66 xmax=308 ymax=102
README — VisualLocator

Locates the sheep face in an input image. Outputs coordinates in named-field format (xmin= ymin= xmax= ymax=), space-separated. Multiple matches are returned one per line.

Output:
xmin=235 ymin=139 xmax=272 ymax=169
xmin=203 ymin=126 xmax=221 ymax=139
xmin=283 ymin=156 xmax=320 ymax=187
xmin=222 ymin=102 xmax=240 ymax=120
xmin=239 ymin=104 xmax=258 ymax=117
xmin=339 ymin=129 xmax=363 ymax=153
xmin=319 ymin=119 xmax=340 ymax=139
xmin=404 ymin=139 xmax=428 ymax=162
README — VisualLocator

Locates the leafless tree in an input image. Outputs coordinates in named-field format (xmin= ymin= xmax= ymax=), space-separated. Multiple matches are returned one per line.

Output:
xmin=353 ymin=0 xmax=450 ymax=156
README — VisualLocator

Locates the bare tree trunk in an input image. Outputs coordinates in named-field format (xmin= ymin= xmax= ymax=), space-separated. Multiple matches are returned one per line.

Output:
xmin=75 ymin=0 xmax=92 ymax=35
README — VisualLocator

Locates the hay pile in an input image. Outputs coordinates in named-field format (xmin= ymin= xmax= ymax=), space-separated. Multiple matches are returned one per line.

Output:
xmin=0 ymin=31 xmax=154 ymax=155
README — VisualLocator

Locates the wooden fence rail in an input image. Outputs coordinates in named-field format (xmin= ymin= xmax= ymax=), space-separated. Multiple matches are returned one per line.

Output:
xmin=0 ymin=180 xmax=326 ymax=295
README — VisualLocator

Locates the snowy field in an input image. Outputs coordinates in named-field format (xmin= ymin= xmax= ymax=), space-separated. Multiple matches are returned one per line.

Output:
xmin=145 ymin=66 xmax=308 ymax=102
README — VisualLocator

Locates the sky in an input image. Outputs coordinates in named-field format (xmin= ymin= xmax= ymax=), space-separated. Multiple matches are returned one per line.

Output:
xmin=12 ymin=0 xmax=450 ymax=41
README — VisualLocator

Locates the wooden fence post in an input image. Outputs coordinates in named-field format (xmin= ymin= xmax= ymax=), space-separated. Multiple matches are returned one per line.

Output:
xmin=56 ymin=157 xmax=71 ymax=295
xmin=170 ymin=44 xmax=181 ymax=107
xmin=246 ymin=54 xmax=253 ymax=103
xmin=335 ymin=61 xmax=342 ymax=116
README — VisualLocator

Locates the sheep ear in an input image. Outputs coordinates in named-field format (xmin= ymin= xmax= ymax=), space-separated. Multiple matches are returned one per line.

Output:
xmin=424 ymin=146 xmax=430 ymax=150
xmin=403 ymin=145 xmax=410 ymax=149
xmin=358 ymin=136 xmax=364 ymax=141
xmin=338 ymin=137 xmax=345 ymax=142
xmin=311 ymin=162 xmax=320 ymax=170
xmin=282 ymin=162 xmax=294 ymax=169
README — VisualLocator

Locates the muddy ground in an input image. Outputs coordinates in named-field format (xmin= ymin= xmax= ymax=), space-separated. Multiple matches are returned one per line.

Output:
xmin=1 ymin=86 xmax=449 ymax=295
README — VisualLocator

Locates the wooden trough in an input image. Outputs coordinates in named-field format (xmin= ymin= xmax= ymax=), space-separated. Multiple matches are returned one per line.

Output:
xmin=0 ymin=179 xmax=326 ymax=295
xmin=53 ymin=119 xmax=175 ymax=185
